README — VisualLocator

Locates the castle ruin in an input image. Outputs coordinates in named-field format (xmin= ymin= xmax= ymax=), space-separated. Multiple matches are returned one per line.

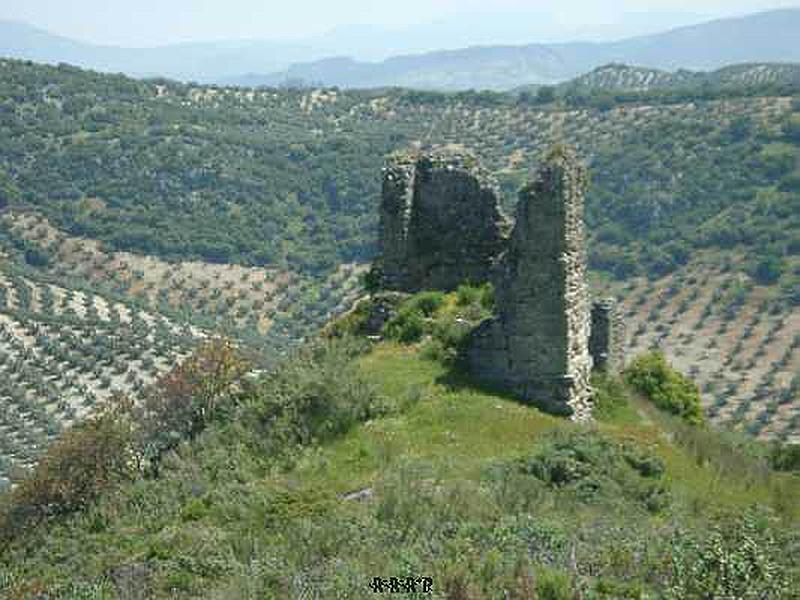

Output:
xmin=465 ymin=147 xmax=592 ymax=419
xmin=378 ymin=149 xmax=510 ymax=292
xmin=375 ymin=145 xmax=623 ymax=420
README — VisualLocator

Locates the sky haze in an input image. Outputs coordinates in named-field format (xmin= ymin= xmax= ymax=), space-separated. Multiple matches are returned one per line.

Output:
xmin=0 ymin=0 xmax=797 ymax=47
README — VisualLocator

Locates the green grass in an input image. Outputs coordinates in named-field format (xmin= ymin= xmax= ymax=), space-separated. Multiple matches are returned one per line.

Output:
xmin=1 ymin=329 xmax=798 ymax=598
xmin=292 ymin=344 xmax=566 ymax=493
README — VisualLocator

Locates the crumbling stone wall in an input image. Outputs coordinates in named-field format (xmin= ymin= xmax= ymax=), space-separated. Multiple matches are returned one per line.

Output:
xmin=373 ymin=144 xmax=628 ymax=420
xmin=377 ymin=149 xmax=510 ymax=292
xmin=466 ymin=147 xmax=593 ymax=420
xmin=589 ymin=299 xmax=626 ymax=373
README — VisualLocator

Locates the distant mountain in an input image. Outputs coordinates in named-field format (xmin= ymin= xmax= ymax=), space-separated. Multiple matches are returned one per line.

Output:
xmin=241 ymin=8 xmax=800 ymax=90
xmin=0 ymin=10 xmax=713 ymax=80
xmin=0 ymin=20 xmax=313 ymax=81
xmin=1 ymin=8 xmax=799 ymax=89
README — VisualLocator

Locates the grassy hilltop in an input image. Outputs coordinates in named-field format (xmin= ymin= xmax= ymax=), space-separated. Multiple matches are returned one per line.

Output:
xmin=1 ymin=287 xmax=798 ymax=598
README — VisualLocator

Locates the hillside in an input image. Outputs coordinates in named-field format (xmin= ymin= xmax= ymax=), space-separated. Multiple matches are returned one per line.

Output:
xmin=0 ymin=210 xmax=364 ymax=484
xmin=533 ymin=62 xmax=800 ymax=94
xmin=2 ymin=58 xmax=798 ymax=278
xmin=0 ymin=58 xmax=798 ymax=466
xmin=1 ymin=289 xmax=798 ymax=597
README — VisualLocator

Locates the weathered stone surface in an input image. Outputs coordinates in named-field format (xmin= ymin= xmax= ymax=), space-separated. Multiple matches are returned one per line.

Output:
xmin=377 ymin=148 xmax=511 ymax=292
xmin=590 ymin=298 xmax=626 ymax=373
xmin=466 ymin=146 xmax=593 ymax=421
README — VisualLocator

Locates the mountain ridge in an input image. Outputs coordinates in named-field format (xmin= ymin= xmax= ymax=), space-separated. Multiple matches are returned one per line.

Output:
xmin=237 ymin=8 xmax=800 ymax=90
xmin=2 ymin=8 xmax=800 ymax=89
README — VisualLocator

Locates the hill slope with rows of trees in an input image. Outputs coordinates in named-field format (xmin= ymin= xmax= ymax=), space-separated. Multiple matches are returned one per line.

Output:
xmin=0 ymin=58 xmax=797 ymax=474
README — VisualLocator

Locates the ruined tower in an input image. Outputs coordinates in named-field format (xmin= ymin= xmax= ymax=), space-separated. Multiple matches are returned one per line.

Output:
xmin=377 ymin=148 xmax=510 ymax=292
xmin=466 ymin=146 xmax=593 ymax=420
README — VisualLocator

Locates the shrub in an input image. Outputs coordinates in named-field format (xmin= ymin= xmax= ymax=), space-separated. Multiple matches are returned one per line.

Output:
xmin=408 ymin=290 xmax=445 ymax=316
xmin=361 ymin=267 xmax=382 ymax=293
xmin=535 ymin=568 xmax=573 ymax=600
xmin=770 ymin=443 xmax=800 ymax=472
xmin=383 ymin=307 xmax=426 ymax=343
xmin=132 ymin=338 xmax=250 ymax=472
xmin=0 ymin=405 xmax=136 ymax=540
xmin=455 ymin=284 xmax=480 ymax=306
xmin=455 ymin=283 xmax=495 ymax=312
xmin=625 ymin=352 xmax=705 ymax=425
xmin=421 ymin=316 xmax=474 ymax=365
xmin=493 ymin=430 xmax=669 ymax=513
xmin=246 ymin=338 xmax=386 ymax=458
xmin=667 ymin=512 xmax=791 ymax=599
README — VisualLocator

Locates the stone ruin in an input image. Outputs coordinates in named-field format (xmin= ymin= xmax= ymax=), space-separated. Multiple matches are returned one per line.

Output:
xmin=374 ymin=145 xmax=624 ymax=421
xmin=466 ymin=147 xmax=593 ymax=419
xmin=590 ymin=299 xmax=626 ymax=374
xmin=378 ymin=148 xmax=511 ymax=292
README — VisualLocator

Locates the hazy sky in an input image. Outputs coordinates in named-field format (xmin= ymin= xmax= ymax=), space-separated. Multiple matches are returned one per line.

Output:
xmin=1 ymin=0 xmax=797 ymax=46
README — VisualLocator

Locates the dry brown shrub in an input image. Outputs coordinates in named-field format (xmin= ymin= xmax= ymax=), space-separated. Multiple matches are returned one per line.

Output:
xmin=133 ymin=338 xmax=250 ymax=470
xmin=0 ymin=403 xmax=136 ymax=540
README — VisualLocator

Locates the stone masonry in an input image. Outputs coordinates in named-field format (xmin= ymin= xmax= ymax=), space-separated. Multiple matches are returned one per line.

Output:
xmin=374 ymin=144 xmax=626 ymax=420
xmin=465 ymin=146 xmax=593 ymax=420
xmin=589 ymin=299 xmax=626 ymax=374
xmin=377 ymin=148 xmax=511 ymax=292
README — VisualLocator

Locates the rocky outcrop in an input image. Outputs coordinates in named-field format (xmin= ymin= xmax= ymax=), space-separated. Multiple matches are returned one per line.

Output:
xmin=377 ymin=148 xmax=511 ymax=292
xmin=590 ymin=299 xmax=626 ymax=373
xmin=466 ymin=146 xmax=593 ymax=421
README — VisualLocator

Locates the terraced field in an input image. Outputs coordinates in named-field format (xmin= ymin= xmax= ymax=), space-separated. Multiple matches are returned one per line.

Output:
xmin=0 ymin=270 xmax=203 ymax=485
xmin=597 ymin=255 xmax=800 ymax=443
xmin=1 ymin=211 xmax=366 ymax=343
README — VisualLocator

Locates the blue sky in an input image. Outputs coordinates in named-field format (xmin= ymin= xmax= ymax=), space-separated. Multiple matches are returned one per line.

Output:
xmin=0 ymin=0 xmax=797 ymax=46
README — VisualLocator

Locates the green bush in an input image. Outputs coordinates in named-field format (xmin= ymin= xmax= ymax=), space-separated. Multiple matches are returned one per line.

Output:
xmin=421 ymin=316 xmax=474 ymax=364
xmin=383 ymin=307 xmax=426 ymax=343
xmin=625 ymin=352 xmax=705 ymax=425
xmin=246 ymin=338 xmax=387 ymax=457
xmin=493 ymin=430 xmax=669 ymax=513
xmin=455 ymin=283 xmax=480 ymax=306
xmin=408 ymin=290 xmax=445 ymax=316
xmin=770 ymin=443 xmax=800 ymax=472
xmin=535 ymin=568 xmax=574 ymax=600
xmin=454 ymin=282 xmax=495 ymax=312
xmin=667 ymin=512 xmax=790 ymax=599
